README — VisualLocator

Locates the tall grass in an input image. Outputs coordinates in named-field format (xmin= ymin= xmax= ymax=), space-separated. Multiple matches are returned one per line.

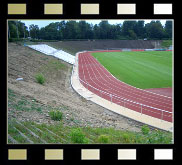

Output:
xmin=69 ymin=128 xmax=89 ymax=144
xmin=49 ymin=110 xmax=63 ymax=121
xmin=35 ymin=73 xmax=46 ymax=84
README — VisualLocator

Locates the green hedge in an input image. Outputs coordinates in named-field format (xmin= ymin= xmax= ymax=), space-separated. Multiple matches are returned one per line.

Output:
xmin=9 ymin=38 xmax=25 ymax=42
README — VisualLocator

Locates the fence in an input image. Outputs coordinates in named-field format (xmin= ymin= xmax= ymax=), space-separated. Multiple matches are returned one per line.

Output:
xmin=81 ymin=48 xmax=172 ymax=53
xmin=76 ymin=70 xmax=172 ymax=122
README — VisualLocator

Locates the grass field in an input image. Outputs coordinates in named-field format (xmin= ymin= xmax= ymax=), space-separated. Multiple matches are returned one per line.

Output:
xmin=91 ymin=51 xmax=172 ymax=89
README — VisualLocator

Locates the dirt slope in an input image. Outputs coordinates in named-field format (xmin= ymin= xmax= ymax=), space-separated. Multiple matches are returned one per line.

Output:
xmin=8 ymin=42 xmax=143 ymax=132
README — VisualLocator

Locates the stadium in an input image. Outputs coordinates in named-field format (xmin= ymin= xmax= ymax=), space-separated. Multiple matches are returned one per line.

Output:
xmin=8 ymin=20 xmax=173 ymax=144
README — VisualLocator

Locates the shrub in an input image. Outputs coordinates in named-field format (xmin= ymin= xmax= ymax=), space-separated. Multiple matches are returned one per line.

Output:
xmin=98 ymin=135 xmax=109 ymax=143
xmin=49 ymin=110 xmax=63 ymax=121
xmin=8 ymin=38 xmax=24 ymax=42
xmin=141 ymin=125 xmax=150 ymax=135
xmin=70 ymin=128 xmax=89 ymax=143
xmin=147 ymin=130 xmax=172 ymax=144
xmin=35 ymin=73 xmax=46 ymax=84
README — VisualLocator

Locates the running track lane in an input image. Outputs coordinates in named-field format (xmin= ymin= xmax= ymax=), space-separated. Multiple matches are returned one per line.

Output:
xmin=78 ymin=51 xmax=173 ymax=122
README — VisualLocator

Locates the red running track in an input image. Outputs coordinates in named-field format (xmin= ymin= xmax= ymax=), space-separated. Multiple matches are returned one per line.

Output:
xmin=78 ymin=51 xmax=173 ymax=122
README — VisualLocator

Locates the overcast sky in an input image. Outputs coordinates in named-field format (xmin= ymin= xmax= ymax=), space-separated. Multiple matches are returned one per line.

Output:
xmin=20 ymin=20 xmax=168 ymax=29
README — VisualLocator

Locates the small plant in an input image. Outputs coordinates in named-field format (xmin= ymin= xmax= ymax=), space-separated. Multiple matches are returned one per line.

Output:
xmin=8 ymin=88 xmax=16 ymax=99
xmin=98 ymin=135 xmax=109 ymax=143
xmin=70 ymin=128 xmax=89 ymax=143
xmin=35 ymin=73 xmax=46 ymax=84
xmin=70 ymin=117 xmax=74 ymax=121
xmin=122 ymin=133 xmax=130 ymax=143
xmin=49 ymin=110 xmax=63 ymax=121
xmin=141 ymin=125 xmax=150 ymax=135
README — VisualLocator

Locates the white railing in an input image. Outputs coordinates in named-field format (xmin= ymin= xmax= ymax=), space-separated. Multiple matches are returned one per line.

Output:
xmin=72 ymin=52 xmax=172 ymax=122
xmin=78 ymin=76 xmax=172 ymax=122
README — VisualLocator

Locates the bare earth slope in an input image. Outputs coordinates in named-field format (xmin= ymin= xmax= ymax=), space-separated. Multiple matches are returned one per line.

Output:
xmin=8 ymin=43 xmax=142 ymax=132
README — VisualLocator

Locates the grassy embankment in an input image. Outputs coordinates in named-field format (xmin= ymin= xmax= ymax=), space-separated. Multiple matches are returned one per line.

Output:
xmin=8 ymin=88 xmax=172 ymax=144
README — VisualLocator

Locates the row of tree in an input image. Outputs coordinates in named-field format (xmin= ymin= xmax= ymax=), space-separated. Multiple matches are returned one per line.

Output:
xmin=8 ymin=20 xmax=172 ymax=40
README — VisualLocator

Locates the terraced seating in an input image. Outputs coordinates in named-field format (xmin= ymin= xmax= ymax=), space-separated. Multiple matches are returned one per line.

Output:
xmin=8 ymin=120 xmax=69 ymax=144
xmin=28 ymin=44 xmax=75 ymax=64
xmin=54 ymin=50 xmax=75 ymax=64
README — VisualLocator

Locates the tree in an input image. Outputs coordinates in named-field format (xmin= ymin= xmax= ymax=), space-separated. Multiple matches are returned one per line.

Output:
xmin=114 ymin=24 xmax=123 ymax=39
xmin=62 ymin=21 xmax=79 ymax=39
xmin=8 ymin=21 xmax=29 ymax=39
xmin=8 ymin=21 xmax=17 ymax=38
xmin=145 ymin=21 xmax=165 ymax=39
xmin=93 ymin=24 xmax=100 ymax=39
xmin=128 ymin=30 xmax=137 ymax=39
xmin=42 ymin=22 xmax=61 ymax=40
xmin=85 ymin=23 xmax=94 ymax=39
xmin=78 ymin=21 xmax=87 ymax=39
xmin=121 ymin=21 xmax=137 ymax=39
xmin=17 ymin=22 xmax=28 ymax=38
xmin=164 ymin=21 xmax=172 ymax=39
xmin=29 ymin=24 xmax=39 ymax=39
xmin=98 ymin=21 xmax=111 ymax=39
xmin=135 ymin=21 xmax=146 ymax=39
xmin=17 ymin=20 xmax=171 ymax=41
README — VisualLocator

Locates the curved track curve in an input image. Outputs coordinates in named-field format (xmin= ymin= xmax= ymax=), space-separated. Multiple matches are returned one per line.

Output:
xmin=78 ymin=50 xmax=173 ymax=123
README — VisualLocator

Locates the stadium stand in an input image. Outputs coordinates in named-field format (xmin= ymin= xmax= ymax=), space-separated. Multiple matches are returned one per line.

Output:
xmin=27 ymin=44 xmax=75 ymax=64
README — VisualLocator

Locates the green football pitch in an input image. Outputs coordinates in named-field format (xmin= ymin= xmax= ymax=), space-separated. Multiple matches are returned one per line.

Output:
xmin=91 ymin=51 xmax=172 ymax=89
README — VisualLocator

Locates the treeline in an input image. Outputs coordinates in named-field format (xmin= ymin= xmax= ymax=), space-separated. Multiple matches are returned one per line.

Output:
xmin=8 ymin=21 xmax=29 ymax=39
xmin=8 ymin=20 xmax=172 ymax=41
